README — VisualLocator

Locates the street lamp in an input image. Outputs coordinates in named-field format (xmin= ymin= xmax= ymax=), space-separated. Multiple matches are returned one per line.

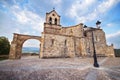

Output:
xmin=96 ymin=20 xmax=101 ymax=28
xmin=92 ymin=20 xmax=101 ymax=67
xmin=92 ymin=31 xmax=99 ymax=67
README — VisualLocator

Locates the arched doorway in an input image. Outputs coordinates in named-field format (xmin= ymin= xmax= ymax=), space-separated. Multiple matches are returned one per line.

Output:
xmin=9 ymin=33 xmax=43 ymax=59
xmin=22 ymin=39 xmax=40 ymax=58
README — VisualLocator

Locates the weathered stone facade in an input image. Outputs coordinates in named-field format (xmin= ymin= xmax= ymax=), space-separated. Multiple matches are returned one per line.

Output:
xmin=41 ymin=10 xmax=114 ymax=58
xmin=9 ymin=10 xmax=114 ymax=59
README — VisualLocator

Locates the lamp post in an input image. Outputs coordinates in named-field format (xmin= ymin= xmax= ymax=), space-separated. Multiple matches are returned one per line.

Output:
xmin=92 ymin=20 xmax=101 ymax=67
xmin=92 ymin=31 xmax=99 ymax=67
xmin=96 ymin=20 xmax=101 ymax=28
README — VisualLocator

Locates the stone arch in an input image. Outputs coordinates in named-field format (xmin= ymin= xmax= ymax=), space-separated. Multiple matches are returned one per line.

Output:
xmin=9 ymin=33 xmax=43 ymax=59
xmin=55 ymin=18 xmax=57 ymax=25
xmin=49 ymin=17 xmax=52 ymax=24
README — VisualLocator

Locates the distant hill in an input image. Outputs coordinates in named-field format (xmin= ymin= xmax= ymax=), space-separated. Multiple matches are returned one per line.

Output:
xmin=22 ymin=47 xmax=40 ymax=54
xmin=114 ymin=49 xmax=120 ymax=57
xmin=22 ymin=47 xmax=120 ymax=57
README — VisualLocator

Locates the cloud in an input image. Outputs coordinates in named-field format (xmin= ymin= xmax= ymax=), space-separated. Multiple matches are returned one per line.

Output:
xmin=11 ymin=4 xmax=43 ymax=47
xmin=50 ymin=0 xmax=62 ymax=5
xmin=23 ymin=39 xmax=40 ymax=47
xmin=11 ymin=5 xmax=44 ymax=33
xmin=106 ymin=31 xmax=120 ymax=48
xmin=106 ymin=31 xmax=120 ymax=39
xmin=0 ymin=1 xmax=44 ymax=46
xmin=97 ymin=0 xmax=120 ymax=13
xmin=105 ymin=21 xmax=120 ymax=28
xmin=67 ymin=0 xmax=120 ymax=23
xmin=106 ymin=23 xmax=114 ymax=27
xmin=68 ymin=0 xmax=96 ymax=18
xmin=0 ymin=0 xmax=120 ymax=48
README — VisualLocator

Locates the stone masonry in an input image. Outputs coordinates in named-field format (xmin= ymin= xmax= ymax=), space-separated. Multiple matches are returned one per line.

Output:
xmin=9 ymin=10 xmax=114 ymax=59
xmin=41 ymin=10 xmax=114 ymax=58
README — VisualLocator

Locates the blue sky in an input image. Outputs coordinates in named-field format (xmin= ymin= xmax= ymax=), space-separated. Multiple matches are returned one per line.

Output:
xmin=0 ymin=0 xmax=120 ymax=48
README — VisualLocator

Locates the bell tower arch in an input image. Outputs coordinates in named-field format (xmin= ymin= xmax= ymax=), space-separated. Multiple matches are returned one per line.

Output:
xmin=45 ymin=9 xmax=61 ymax=26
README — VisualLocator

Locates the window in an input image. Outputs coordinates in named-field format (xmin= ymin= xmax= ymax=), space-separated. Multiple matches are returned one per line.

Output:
xmin=55 ymin=18 xmax=57 ymax=25
xmin=65 ymin=40 xmax=67 ymax=46
xmin=95 ymin=36 xmax=97 ymax=41
xmin=51 ymin=39 xmax=54 ymax=46
xmin=49 ymin=17 xmax=52 ymax=24
xmin=70 ymin=29 xmax=73 ymax=33
xmin=52 ymin=14 xmax=55 ymax=16
xmin=96 ymin=36 xmax=100 ymax=42
xmin=84 ymin=32 xmax=87 ymax=37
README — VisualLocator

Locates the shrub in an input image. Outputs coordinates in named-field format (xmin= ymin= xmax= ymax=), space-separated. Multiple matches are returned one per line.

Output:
xmin=0 ymin=36 xmax=10 ymax=55
xmin=114 ymin=49 xmax=120 ymax=57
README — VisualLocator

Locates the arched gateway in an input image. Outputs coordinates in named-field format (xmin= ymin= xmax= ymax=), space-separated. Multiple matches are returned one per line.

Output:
xmin=9 ymin=33 xmax=43 ymax=59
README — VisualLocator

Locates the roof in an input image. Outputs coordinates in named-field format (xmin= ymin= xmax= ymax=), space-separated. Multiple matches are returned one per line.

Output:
xmin=46 ymin=9 xmax=60 ymax=17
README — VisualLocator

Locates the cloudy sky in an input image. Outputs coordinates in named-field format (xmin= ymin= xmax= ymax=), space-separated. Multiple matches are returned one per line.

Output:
xmin=0 ymin=0 xmax=120 ymax=48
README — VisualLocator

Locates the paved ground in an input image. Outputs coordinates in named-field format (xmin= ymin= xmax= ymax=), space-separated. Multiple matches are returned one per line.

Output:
xmin=0 ymin=56 xmax=120 ymax=80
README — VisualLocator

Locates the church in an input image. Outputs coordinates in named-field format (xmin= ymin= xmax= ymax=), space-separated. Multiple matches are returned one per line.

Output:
xmin=9 ymin=9 xmax=114 ymax=59
xmin=39 ymin=9 xmax=114 ymax=58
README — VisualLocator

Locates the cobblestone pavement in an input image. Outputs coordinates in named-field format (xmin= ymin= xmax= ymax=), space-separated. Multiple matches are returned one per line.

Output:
xmin=0 ymin=56 xmax=120 ymax=80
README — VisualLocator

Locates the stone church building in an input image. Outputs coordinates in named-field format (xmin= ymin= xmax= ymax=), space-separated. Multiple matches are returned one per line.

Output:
xmin=9 ymin=10 xmax=114 ymax=59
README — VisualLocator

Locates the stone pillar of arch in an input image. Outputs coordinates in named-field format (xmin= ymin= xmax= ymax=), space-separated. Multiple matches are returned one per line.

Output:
xmin=9 ymin=33 xmax=18 ymax=59
xmin=39 ymin=38 xmax=44 ymax=58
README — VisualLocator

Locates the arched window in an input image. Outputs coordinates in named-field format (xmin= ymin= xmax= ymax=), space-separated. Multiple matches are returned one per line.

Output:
xmin=51 ymin=39 xmax=54 ymax=47
xmin=65 ymin=40 xmax=67 ymax=46
xmin=55 ymin=18 xmax=57 ymax=25
xmin=49 ymin=17 xmax=52 ymax=24
xmin=84 ymin=32 xmax=87 ymax=37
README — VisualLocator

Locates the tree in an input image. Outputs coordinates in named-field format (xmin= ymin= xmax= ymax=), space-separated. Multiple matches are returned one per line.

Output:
xmin=0 ymin=36 xmax=10 ymax=55
xmin=114 ymin=49 xmax=120 ymax=57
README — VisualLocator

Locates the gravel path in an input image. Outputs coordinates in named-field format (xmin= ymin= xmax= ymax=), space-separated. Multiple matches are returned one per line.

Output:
xmin=0 ymin=56 xmax=120 ymax=80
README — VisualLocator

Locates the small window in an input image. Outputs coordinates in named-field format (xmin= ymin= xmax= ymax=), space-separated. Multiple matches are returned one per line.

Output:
xmin=49 ymin=17 xmax=52 ymax=24
xmin=52 ymin=14 xmax=55 ymax=16
xmin=65 ymin=40 xmax=67 ymax=46
xmin=95 ymin=36 xmax=97 ymax=41
xmin=84 ymin=32 xmax=87 ymax=37
xmin=55 ymin=18 xmax=57 ymax=25
xmin=51 ymin=39 xmax=54 ymax=46
xmin=95 ymin=36 xmax=100 ymax=42
xmin=70 ymin=29 xmax=73 ymax=33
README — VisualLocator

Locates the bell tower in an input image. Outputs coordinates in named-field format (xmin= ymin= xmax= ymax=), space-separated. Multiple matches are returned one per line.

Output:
xmin=44 ymin=9 xmax=61 ymax=26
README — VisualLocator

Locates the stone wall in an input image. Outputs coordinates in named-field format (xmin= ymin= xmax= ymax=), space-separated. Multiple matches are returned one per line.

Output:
xmin=43 ymin=33 xmax=75 ymax=58
xmin=43 ymin=22 xmax=87 ymax=58
xmin=60 ymin=24 xmax=84 ymax=37
xmin=84 ymin=28 xmax=115 ymax=57
xmin=106 ymin=45 xmax=115 ymax=57
xmin=43 ymin=20 xmax=115 ymax=58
